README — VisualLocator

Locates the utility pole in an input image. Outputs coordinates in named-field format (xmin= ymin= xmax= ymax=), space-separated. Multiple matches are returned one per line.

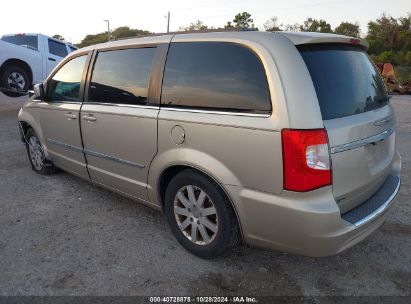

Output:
xmin=166 ymin=11 xmax=170 ymax=33
xmin=104 ymin=20 xmax=110 ymax=41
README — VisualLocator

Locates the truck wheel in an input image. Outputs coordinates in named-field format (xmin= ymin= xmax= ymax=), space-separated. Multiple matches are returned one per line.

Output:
xmin=0 ymin=65 xmax=30 ymax=93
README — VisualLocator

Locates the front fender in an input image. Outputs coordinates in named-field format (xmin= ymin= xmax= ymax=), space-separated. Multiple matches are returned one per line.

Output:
xmin=17 ymin=103 xmax=49 ymax=159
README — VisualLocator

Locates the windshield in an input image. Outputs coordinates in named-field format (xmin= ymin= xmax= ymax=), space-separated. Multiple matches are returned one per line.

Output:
xmin=298 ymin=44 xmax=388 ymax=120
xmin=1 ymin=35 xmax=38 ymax=50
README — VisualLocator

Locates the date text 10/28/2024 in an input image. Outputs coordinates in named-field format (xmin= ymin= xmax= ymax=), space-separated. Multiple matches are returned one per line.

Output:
xmin=150 ymin=297 xmax=258 ymax=303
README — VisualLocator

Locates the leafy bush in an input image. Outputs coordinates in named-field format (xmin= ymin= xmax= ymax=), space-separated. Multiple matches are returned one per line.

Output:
xmin=379 ymin=51 xmax=395 ymax=62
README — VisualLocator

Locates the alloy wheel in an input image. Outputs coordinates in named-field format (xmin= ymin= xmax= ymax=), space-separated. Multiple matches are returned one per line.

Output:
xmin=174 ymin=185 xmax=218 ymax=245
xmin=28 ymin=136 xmax=44 ymax=171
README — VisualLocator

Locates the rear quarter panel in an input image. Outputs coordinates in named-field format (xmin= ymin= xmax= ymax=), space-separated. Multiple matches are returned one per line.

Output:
xmin=149 ymin=111 xmax=283 ymax=202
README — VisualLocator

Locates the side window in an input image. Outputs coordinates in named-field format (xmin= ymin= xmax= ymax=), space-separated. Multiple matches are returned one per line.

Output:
xmin=161 ymin=42 xmax=271 ymax=113
xmin=46 ymin=55 xmax=87 ymax=102
xmin=48 ymin=39 xmax=68 ymax=57
xmin=69 ymin=45 xmax=78 ymax=53
xmin=88 ymin=48 xmax=155 ymax=105
xmin=1 ymin=34 xmax=38 ymax=50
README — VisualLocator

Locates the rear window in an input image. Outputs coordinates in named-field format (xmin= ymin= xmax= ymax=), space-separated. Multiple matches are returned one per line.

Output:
xmin=298 ymin=44 xmax=388 ymax=120
xmin=1 ymin=35 xmax=38 ymax=50
xmin=161 ymin=42 xmax=271 ymax=114
xmin=48 ymin=39 xmax=68 ymax=57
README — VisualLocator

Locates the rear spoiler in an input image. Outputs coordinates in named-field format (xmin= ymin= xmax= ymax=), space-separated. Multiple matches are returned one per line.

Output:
xmin=278 ymin=32 xmax=369 ymax=50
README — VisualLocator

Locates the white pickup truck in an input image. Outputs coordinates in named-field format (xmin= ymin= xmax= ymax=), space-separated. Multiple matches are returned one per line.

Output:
xmin=0 ymin=33 xmax=77 ymax=96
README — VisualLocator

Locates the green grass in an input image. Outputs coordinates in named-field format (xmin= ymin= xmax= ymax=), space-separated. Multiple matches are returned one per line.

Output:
xmin=395 ymin=67 xmax=411 ymax=84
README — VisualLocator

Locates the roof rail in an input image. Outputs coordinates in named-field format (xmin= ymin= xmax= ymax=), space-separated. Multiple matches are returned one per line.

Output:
xmin=115 ymin=27 xmax=259 ymax=41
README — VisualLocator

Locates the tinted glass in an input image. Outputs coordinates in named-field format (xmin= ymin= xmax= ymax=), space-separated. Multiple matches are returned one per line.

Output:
xmin=1 ymin=35 xmax=38 ymax=50
xmin=46 ymin=55 xmax=87 ymax=102
xmin=69 ymin=46 xmax=77 ymax=53
xmin=161 ymin=42 xmax=271 ymax=113
xmin=299 ymin=44 xmax=388 ymax=120
xmin=88 ymin=48 xmax=155 ymax=105
xmin=48 ymin=39 xmax=68 ymax=57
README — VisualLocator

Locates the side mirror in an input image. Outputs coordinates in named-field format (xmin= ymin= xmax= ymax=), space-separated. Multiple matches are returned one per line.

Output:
xmin=31 ymin=83 xmax=45 ymax=100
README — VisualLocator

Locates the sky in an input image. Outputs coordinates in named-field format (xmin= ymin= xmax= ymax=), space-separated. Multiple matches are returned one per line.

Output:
xmin=1 ymin=0 xmax=410 ymax=44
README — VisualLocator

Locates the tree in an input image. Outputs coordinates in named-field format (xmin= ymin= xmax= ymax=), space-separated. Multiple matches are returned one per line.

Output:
xmin=284 ymin=23 xmax=301 ymax=31
xmin=226 ymin=12 xmax=254 ymax=28
xmin=364 ymin=13 xmax=411 ymax=67
xmin=264 ymin=17 xmax=282 ymax=32
xmin=179 ymin=20 xmax=209 ymax=31
xmin=52 ymin=34 xmax=65 ymax=41
xmin=366 ymin=14 xmax=401 ymax=54
xmin=397 ymin=14 xmax=411 ymax=53
xmin=77 ymin=26 xmax=151 ymax=48
xmin=77 ymin=32 xmax=110 ymax=47
xmin=300 ymin=18 xmax=332 ymax=33
xmin=111 ymin=26 xmax=151 ymax=40
xmin=334 ymin=22 xmax=360 ymax=37
xmin=224 ymin=21 xmax=234 ymax=28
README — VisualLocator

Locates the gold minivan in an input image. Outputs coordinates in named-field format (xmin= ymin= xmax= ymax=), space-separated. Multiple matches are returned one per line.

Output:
xmin=18 ymin=31 xmax=401 ymax=258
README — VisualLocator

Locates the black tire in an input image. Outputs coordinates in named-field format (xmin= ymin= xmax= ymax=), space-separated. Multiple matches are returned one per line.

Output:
xmin=1 ymin=90 xmax=27 ymax=98
xmin=164 ymin=169 xmax=240 ymax=259
xmin=25 ymin=128 xmax=57 ymax=175
xmin=0 ymin=65 xmax=30 ymax=93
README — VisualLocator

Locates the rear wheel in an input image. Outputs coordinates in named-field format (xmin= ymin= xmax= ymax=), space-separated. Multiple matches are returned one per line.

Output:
xmin=25 ymin=128 xmax=57 ymax=175
xmin=164 ymin=169 xmax=240 ymax=258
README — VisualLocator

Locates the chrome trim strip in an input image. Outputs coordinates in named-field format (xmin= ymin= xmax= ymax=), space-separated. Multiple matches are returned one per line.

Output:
xmin=82 ymin=102 xmax=159 ymax=110
xmin=47 ymin=138 xmax=145 ymax=169
xmin=47 ymin=138 xmax=83 ymax=153
xmin=43 ymin=101 xmax=82 ymax=105
xmin=331 ymin=127 xmax=395 ymax=154
xmin=373 ymin=116 xmax=392 ymax=126
xmin=353 ymin=177 xmax=401 ymax=227
xmin=160 ymin=107 xmax=271 ymax=117
xmin=81 ymin=103 xmax=271 ymax=117
xmin=83 ymin=149 xmax=145 ymax=168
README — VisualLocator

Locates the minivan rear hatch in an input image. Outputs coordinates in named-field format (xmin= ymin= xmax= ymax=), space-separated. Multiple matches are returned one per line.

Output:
xmin=298 ymin=44 xmax=395 ymax=213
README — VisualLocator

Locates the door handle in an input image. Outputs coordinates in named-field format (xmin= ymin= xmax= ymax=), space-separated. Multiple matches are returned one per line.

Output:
xmin=65 ymin=112 xmax=77 ymax=120
xmin=82 ymin=115 xmax=97 ymax=122
xmin=48 ymin=57 xmax=56 ymax=62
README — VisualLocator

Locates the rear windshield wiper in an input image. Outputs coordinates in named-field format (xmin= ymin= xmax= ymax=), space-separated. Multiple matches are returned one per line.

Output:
xmin=376 ymin=96 xmax=391 ymax=103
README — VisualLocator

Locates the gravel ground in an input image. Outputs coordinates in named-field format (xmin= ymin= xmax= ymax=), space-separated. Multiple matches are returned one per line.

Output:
xmin=0 ymin=93 xmax=410 ymax=296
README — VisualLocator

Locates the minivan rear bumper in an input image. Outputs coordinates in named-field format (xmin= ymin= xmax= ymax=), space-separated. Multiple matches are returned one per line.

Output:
xmin=226 ymin=152 xmax=401 ymax=257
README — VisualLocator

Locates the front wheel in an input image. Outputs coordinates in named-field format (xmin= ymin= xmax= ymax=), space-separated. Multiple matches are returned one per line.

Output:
xmin=25 ymin=128 xmax=57 ymax=175
xmin=164 ymin=169 xmax=240 ymax=258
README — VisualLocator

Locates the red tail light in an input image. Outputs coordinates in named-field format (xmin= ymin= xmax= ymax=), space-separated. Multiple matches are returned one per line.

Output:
xmin=281 ymin=129 xmax=332 ymax=192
